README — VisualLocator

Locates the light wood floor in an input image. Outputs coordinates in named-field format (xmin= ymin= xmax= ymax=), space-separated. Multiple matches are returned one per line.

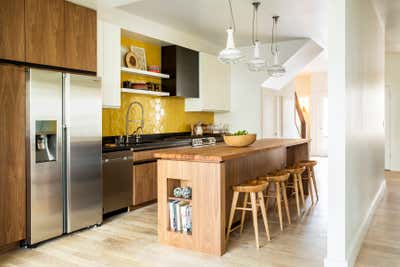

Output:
xmin=0 ymin=159 xmax=329 ymax=267
xmin=355 ymin=172 xmax=400 ymax=267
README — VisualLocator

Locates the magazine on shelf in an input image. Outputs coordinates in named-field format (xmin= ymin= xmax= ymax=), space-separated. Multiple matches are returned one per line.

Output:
xmin=169 ymin=200 xmax=192 ymax=233
xmin=169 ymin=200 xmax=178 ymax=231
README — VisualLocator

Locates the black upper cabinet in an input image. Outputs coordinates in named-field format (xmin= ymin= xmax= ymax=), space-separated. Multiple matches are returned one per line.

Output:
xmin=162 ymin=45 xmax=199 ymax=98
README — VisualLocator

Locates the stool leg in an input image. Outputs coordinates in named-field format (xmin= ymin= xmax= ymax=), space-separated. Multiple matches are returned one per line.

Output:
xmin=281 ymin=181 xmax=291 ymax=225
xmin=250 ymin=192 xmax=260 ymax=248
xmin=265 ymin=185 xmax=270 ymax=209
xmin=297 ymin=173 xmax=306 ymax=210
xmin=258 ymin=191 xmax=270 ymax=241
xmin=275 ymin=182 xmax=283 ymax=231
xmin=239 ymin=192 xmax=249 ymax=235
xmin=293 ymin=174 xmax=301 ymax=217
xmin=311 ymin=166 xmax=319 ymax=202
xmin=226 ymin=191 xmax=239 ymax=242
xmin=307 ymin=167 xmax=315 ymax=205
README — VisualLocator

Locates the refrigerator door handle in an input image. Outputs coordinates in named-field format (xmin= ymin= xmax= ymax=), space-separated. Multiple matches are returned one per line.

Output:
xmin=63 ymin=73 xmax=72 ymax=233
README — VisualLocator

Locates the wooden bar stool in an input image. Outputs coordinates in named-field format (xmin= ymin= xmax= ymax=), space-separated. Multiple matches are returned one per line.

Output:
xmin=284 ymin=166 xmax=306 ymax=216
xmin=297 ymin=160 xmax=319 ymax=205
xmin=226 ymin=179 xmax=270 ymax=248
xmin=259 ymin=171 xmax=291 ymax=231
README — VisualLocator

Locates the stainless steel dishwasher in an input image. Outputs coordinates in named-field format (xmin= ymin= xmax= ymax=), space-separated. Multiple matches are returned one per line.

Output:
xmin=102 ymin=150 xmax=132 ymax=214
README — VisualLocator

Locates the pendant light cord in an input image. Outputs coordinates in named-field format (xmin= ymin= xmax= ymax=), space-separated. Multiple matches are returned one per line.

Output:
xmin=251 ymin=2 xmax=260 ymax=45
xmin=228 ymin=0 xmax=236 ymax=31
xmin=271 ymin=16 xmax=279 ymax=55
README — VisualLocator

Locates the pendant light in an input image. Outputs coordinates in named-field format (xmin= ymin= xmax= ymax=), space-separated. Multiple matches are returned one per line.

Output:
xmin=267 ymin=16 xmax=286 ymax=77
xmin=248 ymin=1 xmax=266 ymax=72
xmin=218 ymin=0 xmax=245 ymax=64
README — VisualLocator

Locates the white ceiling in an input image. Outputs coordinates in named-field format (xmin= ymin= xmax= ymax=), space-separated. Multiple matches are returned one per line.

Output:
xmin=118 ymin=0 xmax=328 ymax=48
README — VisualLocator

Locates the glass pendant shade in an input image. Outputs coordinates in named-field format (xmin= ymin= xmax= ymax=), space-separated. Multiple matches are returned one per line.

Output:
xmin=218 ymin=28 xmax=245 ymax=64
xmin=267 ymin=52 xmax=286 ymax=77
xmin=248 ymin=41 xmax=266 ymax=71
xmin=267 ymin=16 xmax=286 ymax=77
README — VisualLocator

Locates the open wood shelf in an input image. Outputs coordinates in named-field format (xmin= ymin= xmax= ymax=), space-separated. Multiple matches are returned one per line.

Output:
xmin=121 ymin=88 xmax=170 ymax=96
xmin=121 ymin=67 xmax=170 ymax=79
xmin=167 ymin=229 xmax=192 ymax=235
xmin=168 ymin=197 xmax=192 ymax=203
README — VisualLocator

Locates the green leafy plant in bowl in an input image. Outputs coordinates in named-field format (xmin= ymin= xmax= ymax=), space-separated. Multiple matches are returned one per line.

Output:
xmin=224 ymin=130 xmax=256 ymax=147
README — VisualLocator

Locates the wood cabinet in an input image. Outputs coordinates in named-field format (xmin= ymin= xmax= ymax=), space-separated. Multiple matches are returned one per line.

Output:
xmin=25 ymin=0 xmax=65 ymax=67
xmin=133 ymin=162 xmax=157 ymax=205
xmin=0 ymin=64 xmax=26 ymax=247
xmin=98 ymin=19 xmax=121 ymax=108
xmin=64 ymin=1 xmax=97 ymax=72
xmin=0 ymin=0 xmax=25 ymax=62
xmin=162 ymin=45 xmax=199 ymax=97
xmin=185 ymin=52 xmax=231 ymax=112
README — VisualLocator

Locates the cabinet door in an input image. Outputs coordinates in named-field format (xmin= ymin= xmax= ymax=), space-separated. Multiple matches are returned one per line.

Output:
xmin=133 ymin=162 xmax=157 ymax=205
xmin=185 ymin=52 xmax=230 ymax=112
xmin=0 ymin=64 xmax=26 ymax=246
xmin=64 ymin=2 xmax=97 ymax=72
xmin=99 ymin=20 xmax=121 ymax=108
xmin=200 ymin=53 xmax=230 ymax=111
xmin=0 ymin=0 xmax=25 ymax=62
xmin=25 ymin=0 xmax=65 ymax=67
xmin=177 ymin=47 xmax=199 ymax=98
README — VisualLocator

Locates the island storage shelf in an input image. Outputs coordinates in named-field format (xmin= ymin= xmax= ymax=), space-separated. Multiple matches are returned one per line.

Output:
xmin=157 ymin=138 xmax=310 ymax=256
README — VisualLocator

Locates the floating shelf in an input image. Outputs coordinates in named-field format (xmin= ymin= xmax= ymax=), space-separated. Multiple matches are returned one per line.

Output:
xmin=121 ymin=67 xmax=170 ymax=79
xmin=121 ymin=88 xmax=170 ymax=96
xmin=168 ymin=197 xmax=192 ymax=203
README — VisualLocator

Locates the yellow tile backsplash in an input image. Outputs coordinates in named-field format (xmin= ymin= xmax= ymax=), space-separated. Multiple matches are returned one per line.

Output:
xmin=102 ymin=35 xmax=214 ymax=137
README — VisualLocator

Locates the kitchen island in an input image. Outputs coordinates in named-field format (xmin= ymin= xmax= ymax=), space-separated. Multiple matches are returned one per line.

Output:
xmin=155 ymin=138 xmax=309 ymax=255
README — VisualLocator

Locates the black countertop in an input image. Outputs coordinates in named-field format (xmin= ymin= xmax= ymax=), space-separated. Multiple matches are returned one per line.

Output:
xmin=102 ymin=132 xmax=223 ymax=153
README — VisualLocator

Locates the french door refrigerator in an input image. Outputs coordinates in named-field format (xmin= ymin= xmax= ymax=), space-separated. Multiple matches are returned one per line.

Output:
xmin=26 ymin=68 xmax=102 ymax=245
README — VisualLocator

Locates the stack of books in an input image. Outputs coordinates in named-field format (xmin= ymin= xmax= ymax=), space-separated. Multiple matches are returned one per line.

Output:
xmin=169 ymin=200 xmax=192 ymax=233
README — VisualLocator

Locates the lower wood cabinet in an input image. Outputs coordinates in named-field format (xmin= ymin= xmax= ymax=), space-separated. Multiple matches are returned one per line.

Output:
xmin=0 ymin=64 xmax=26 ymax=247
xmin=133 ymin=162 xmax=157 ymax=206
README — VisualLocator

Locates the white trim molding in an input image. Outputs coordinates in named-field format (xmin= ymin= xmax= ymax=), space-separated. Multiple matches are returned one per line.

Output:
xmin=324 ymin=179 xmax=386 ymax=267
xmin=347 ymin=179 xmax=386 ymax=267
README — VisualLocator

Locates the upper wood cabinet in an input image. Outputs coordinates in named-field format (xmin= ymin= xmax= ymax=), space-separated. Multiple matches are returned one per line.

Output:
xmin=185 ymin=52 xmax=231 ymax=112
xmin=162 ymin=45 xmax=199 ymax=98
xmin=25 ymin=0 xmax=65 ymax=67
xmin=64 ymin=1 xmax=97 ymax=72
xmin=0 ymin=0 xmax=25 ymax=62
xmin=0 ymin=64 xmax=26 ymax=247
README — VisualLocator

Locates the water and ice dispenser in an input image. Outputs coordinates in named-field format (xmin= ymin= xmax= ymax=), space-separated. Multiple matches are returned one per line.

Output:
xmin=35 ymin=120 xmax=57 ymax=163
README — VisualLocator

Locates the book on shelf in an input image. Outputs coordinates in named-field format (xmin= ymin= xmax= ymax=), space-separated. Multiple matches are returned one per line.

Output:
xmin=169 ymin=200 xmax=179 ymax=231
xmin=169 ymin=200 xmax=192 ymax=233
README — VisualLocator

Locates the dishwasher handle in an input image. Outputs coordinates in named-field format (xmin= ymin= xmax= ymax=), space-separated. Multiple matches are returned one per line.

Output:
xmin=103 ymin=156 xmax=133 ymax=163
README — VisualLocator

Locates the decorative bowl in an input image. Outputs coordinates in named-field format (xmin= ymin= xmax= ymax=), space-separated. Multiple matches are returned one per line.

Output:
xmin=223 ymin=134 xmax=257 ymax=147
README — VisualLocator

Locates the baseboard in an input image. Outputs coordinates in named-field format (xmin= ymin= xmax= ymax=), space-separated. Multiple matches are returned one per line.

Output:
xmin=347 ymin=179 xmax=386 ymax=266
xmin=324 ymin=179 xmax=386 ymax=267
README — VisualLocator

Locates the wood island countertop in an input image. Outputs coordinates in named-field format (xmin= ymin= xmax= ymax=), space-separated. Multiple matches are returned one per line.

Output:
xmin=154 ymin=138 xmax=309 ymax=162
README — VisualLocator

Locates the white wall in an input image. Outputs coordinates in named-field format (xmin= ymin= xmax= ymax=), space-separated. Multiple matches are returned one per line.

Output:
xmin=214 ymin=45 xmax=265 ymax=136
xmin=310 ymin=72 xmax=328 ymax=155
xmin=326 ymin=0 xmax=385 ymax=266
xmin=385 ymin=53 xmax=400 ymax=171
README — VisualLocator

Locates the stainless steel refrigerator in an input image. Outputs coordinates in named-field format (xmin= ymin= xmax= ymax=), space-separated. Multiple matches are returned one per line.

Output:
xmin=26 ymin=68 xmax=102 ymax=245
